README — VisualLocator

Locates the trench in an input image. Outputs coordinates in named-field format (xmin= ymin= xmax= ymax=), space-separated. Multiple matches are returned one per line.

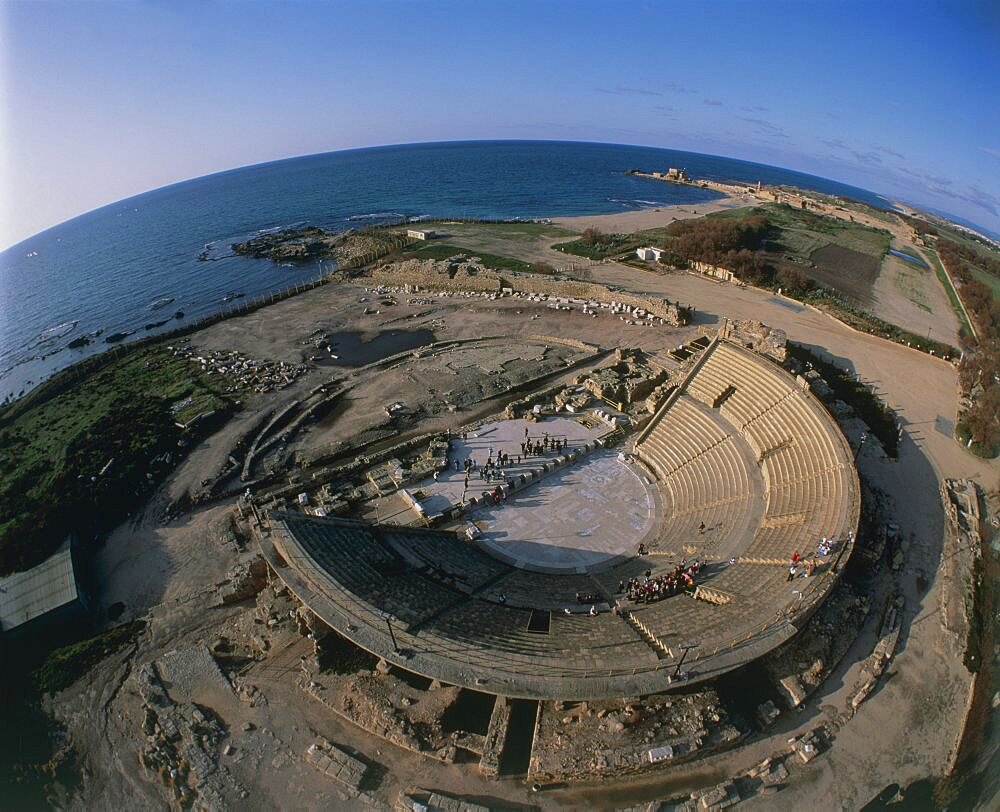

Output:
xmin=498 ymin=698 xmax=539 ymax=776
xmin=713 ymin=660 xmax=784 ymax=731
xmin=441 ymin=689 xmax=496 ymax=736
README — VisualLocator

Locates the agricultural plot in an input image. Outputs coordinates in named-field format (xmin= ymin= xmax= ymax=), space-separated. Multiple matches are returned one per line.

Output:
xmin=809 ymin=244 xmax=881 ymax=305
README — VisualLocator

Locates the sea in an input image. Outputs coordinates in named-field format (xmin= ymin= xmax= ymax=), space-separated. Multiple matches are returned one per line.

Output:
xmin=0 ymin=140 xmax=898 ymax=402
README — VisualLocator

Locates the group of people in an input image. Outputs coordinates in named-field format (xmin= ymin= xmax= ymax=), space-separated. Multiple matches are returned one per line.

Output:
xmin=478 ymin=463 xmax=510 ymax=483
xmin=786 ymin=537 xmax=836 ymax=581
xmin=520 ymin=433 xmax=567 ymax=458
xmin=441 ymin=428 xmax=574 ymax=493
xmin=574 ymin=591 xmax=603 ymax=605
xmin=619 ymin=561 xmax=706 ymax=604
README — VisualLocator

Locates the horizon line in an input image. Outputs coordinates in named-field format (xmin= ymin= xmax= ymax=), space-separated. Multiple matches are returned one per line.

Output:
xmin=3 ymin=138 xmax=996 ymax=253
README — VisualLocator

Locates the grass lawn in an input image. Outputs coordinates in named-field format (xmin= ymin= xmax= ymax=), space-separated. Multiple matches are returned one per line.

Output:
xmin=33 ymin=621 xmax=144 ymax=694
xmin=401 ymin=242 xmax=534 ymax=273
xmin=923 ymin=247 xmax=976 ymax=336
xmin=552 ymin=226 xmax=675 ymax=261
xmin=969 ymin=264 xmax=1000 ymax=301
xmin=760 ymin=203 xmax=891 ymax=259
xmin=436 ymin=221 xmax=576 ymax=240
xmin=887 ymin=252 xmax=933 ymax=313
xmin=0 ymin=345 xmax=238 ymax=572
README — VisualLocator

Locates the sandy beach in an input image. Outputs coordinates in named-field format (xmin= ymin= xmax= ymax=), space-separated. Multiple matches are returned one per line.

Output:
xmin=552 ymin=194 xmax=752 ymax=233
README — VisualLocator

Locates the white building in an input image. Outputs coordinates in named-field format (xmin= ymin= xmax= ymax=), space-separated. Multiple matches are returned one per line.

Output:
xmin=407 ymin=229 xmax=436 ymax=241
xmin=636 ymin=246 xmax=664 ymax=262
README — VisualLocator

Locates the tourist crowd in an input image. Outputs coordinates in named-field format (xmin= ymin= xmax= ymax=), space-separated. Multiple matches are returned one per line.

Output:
xmin=619 ymin=561 xmax=706 ymax=603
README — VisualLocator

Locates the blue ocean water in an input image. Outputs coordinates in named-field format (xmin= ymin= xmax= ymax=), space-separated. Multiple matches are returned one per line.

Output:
xmin=0 ymin=140 xmax=896 ymax=401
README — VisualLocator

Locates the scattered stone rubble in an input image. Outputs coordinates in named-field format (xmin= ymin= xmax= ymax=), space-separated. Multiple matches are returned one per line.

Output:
xmin=529 ymin=692 xmax=742 ymax=782
xmin=399 ymin=788 xmax=492 ymax=812
xmin=216 ymin=553 xmax=268 ymax=606
xmin=722 ymin=319 xmax=787 ymax=362
xmin=850 ymin=594 xmax=904 ymax=711
xmin=584 ymin=348 xmax=669 ymax=410
xmin=171 ymin=343 xmax=307 ymax=394
xmin=134 ymin=654 xmax=246 ymax=808
xmin=940 ymin=479 xmax=982 ymax=638
xmin=648 ymin=725 xmax=830 ymax=810
xmin=304 ymin=671 xmax=468 ymax=763
xmin=359 ymin=257 xmax=689 ymax=325
xmin=764 ymin=580 xmax=871 ymax=708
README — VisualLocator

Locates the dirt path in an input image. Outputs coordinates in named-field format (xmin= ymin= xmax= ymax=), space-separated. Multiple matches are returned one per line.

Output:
xmin=870 ymin=239 xmax=962 ymax=347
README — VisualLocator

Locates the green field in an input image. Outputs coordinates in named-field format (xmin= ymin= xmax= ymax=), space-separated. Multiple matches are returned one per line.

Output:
xmin=552 ymin=226 xmax=675 ymax=260
xmin=969 ymin=264 xmax=1000 ymax=301
xmin=709 ymin=204 xmax=891 ymax=303
xmin=401 ymin=241 xmax=533 ymax=273
xmin=33 ymin=621 xmax=144 ymax=694
xmin=418 ymin=220 xmax=575 ymax=239
xmin=758 ymin=204 xmax=890 ymax=258
xmin=439 ymin=221 xmax=576 ymax=240
xmin=923 ymin=248 xmax=976 ymax=336
xmin=0 ymin=345 xmax=238 ymax=573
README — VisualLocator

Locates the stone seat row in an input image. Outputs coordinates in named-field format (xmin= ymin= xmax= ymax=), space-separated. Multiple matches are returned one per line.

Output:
xmin=688 ymin=346 xmax=834 ymax=477
xmin=485 ymin=570 xmax=604 ymax=611
xmin=657 ymin=487 xmax=758 ymax=549
xmin=637 ymin=397 xmax=729 ymax=477
xmin=291 ymin=519 xmax=396 ymax=593
xmin=687 ymin=344 xmax=791 ymax=422
xmin=743 ymin=477 xmax=849 ymax=563
xmin=718 ymin=386 xmax=793 ymax=433
xmin=627 ymin=585 xmax=745 ymax=647
xmin=291 ymin=539 xmax=457 ymax=628
xmin=660 ymin=437 xmax=751 ymax=512
xmin=420 ymin=600 xmax=658 ymax=672
xmin=749 ymin=397 xmax=840 ymax=471
xmin=273 ymin=516 xmax=809 ymax=684
xmin=696 ymin=561 xmax=786 ymax=604
xmin=281 ymin=517 xmax=463 ymax=627
xmin=765 ymin=465 xmax=849 ymax=522
xmin=382 ymin=528 xmax=510 ymax=592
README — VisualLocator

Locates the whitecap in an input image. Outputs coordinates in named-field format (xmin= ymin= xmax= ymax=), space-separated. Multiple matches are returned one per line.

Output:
xmin=347 ymin=211 xmax=404 ymax=221
xmin=29 ymin=320 xmax=78 ymax=347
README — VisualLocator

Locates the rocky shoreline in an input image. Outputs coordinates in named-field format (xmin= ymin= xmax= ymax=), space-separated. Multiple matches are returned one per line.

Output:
xmin=231 ymin=227 xmax=334 ymax=262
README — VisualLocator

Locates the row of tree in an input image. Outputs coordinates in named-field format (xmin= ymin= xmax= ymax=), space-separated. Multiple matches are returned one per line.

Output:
xmin=940 ymin=238 xmax=1000 ymax=455
xmin=655 ymin=214 xmax=815 ymax=295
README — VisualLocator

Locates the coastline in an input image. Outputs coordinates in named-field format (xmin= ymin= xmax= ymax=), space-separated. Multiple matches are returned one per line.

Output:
xmin=0 ymin=199 xmax=745 ymax=405
xmin=552 ymin=195 xmax=749 ymax=233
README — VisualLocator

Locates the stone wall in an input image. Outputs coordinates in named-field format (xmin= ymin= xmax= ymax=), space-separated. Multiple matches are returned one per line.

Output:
xmin=479 ymin=697 xmax=511 ymax=778
xmin=690 ymin=260 xmax=735 ymax=282
xmin=356 ymin=257 xmax=689 ymax=326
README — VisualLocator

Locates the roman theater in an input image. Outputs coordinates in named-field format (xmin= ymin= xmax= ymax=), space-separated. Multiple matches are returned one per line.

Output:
xmin=255 ymin=321 xmax=859 ymax=713
xmin=23 ymin=222 xmax=990 ymax=809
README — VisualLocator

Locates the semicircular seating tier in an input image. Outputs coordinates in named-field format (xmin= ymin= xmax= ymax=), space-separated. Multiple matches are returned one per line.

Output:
xmin=260 ymin=338 xmax=859 ymax=700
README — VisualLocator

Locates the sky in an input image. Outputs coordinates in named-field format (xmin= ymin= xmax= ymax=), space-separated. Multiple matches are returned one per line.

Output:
xmin=1 ymin=0 xmax=998 ymax=248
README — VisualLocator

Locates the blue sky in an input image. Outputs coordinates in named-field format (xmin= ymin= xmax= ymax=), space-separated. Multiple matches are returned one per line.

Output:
xmin=1 ymin=0 xmax=998 ymax=247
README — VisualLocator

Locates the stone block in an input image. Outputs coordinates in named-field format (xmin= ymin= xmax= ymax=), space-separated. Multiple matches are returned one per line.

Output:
xmin=779 ymin=675 xmax=807 ymax=708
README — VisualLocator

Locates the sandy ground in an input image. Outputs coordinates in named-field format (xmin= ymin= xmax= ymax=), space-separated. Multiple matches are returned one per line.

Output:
xmin=55 ymin=228 xmax=998 ymax=810
xmin=870 ymin=239 xmax=962 ymax=347
xmin=551 ymin=195 xmax=751 ymax=233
